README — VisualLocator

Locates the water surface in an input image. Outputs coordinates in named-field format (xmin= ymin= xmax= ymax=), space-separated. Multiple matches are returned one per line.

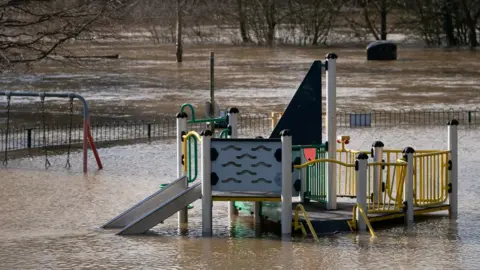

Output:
xmin=0 ymin=127 xmax=479 ymax=269
xmin=1 ymin=45 xmax=479 ymax=124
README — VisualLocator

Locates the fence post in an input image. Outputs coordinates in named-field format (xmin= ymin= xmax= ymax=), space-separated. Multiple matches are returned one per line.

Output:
xmin=403 ymin=147 xmax=415 ymax=225
xmin=281 ymin=129 xmax=293 ymax=236
xmin=448 ymin=119 xmax=458 ymax=218
xmin=176 ymin=112 xmax=188 ymax=230
xmin=227 ymin=108 xmax=239 ymax=220
xmin=356 ymin=153 xmax=368 ymax=232
xmin=27 ymin=128 xmax=32 ymax=149
xmin=372 ymin=141 xmax=384 ymax=206
xmin=326 ymin=52 xmax=338 ymax=210
xmin=201 ymin=130 xmax=213 ymax=236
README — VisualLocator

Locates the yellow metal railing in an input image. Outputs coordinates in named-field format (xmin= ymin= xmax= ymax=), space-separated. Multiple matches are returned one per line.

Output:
xmin=294 ymin=158 xmax=355 ymax=169
xmin=335 ymin=149 xmax=368 ymax=197
xmin=413 ymin=151 xmax=450 ymax=207
xmin=334 ymin=138 xmax=369 ymax=198
xmin=367 ymin=161 xmax=407 ymax=213
xmin=293 ymin=204 xmax=319 ymax=242
xmin=271 ymin=112 xmax=283 ymax=130
xmin=347 ymin=203 xmax=376 ymax=238
xmin=295 ymin=134 xmax=450 ymax=211
xmin=182 ymin=131 xmax=202 ymax=173
xmin=384 ymin=150 xmax=450 ymax=207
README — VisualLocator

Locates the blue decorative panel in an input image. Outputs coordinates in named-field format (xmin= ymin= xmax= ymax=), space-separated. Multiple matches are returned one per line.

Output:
xmin=210 ymin=138 xmax=282 ymax=193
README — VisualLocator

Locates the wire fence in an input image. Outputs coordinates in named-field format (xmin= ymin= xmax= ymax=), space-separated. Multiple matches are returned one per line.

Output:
xmin=339 ymin=108 xmax=479 ymax=127
xmin=0 ymin=114 xmax=271 ymax=152
xmin=0 ymin=109 xmax=478 ymax=152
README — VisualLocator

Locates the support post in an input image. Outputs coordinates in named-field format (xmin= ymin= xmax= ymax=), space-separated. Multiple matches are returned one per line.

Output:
xmin=356 ymin=153 xmax=368 ymax=232
xmin=300 ymin=151 xmax=307 ymax=202
xmin=372 ymin=141 xmax=384 ymax=205
xmin=201 ymin=130 xmax=213 ymax=236
xmin=210 ymin=52 xmax=215 ymax=135
xmin=83 ymin=118 xmax=88 ymax=173
xmin=448 ymin=119 xmax=458 ymax=218
xmin=281 ymin=130 xmax=293 ymax=236
xmin=27 ymin=129 xmax=32 ymax=149
xmin=86 ymin=122 xmax=103 ymax=170
xmin=403 ymin=147 xmax=415 ymax=225
xmin=227 ymin=108 xmax=239 ymax=219
xmin=254 ymin=201 xmax=262 ymax=226
xmin=326 ymin=53 xmax=338 ymax=210
xmin=176 ymin=112 xmax=188 ymax=229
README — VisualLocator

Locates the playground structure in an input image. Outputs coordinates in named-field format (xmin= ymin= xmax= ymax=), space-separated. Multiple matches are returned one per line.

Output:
xmin=0 ymin=91 xmax=103 ymax=173
xmin=103 ymin=53 xmax=458 ymax=238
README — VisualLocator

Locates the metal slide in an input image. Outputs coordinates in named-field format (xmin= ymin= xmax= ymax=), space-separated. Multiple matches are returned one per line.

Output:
xmin=118 ymin=182 xmax=202 ymax=235
xmin=102 ymin=176 xmax=188 ymax=229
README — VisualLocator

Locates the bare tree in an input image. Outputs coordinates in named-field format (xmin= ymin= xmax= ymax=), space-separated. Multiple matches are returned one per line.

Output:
xmin=397 ymin=0 xmax=479 ymax=47
xmin=285 ymin=0 xmax=342 ymax=45
xmin=0 ymin=0 xmax=129 ymax=69
xmin=460 ymin=0 xmax=480 ymax=47
xmin=204 ymin=0 xmax=252 ymax=44
xmin=344 ymin=0 xmax=396 ymax=41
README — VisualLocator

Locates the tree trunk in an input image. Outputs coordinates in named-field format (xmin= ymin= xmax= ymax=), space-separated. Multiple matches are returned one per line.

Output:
xmin=460 ymin=0 xmax=478 ymax=47
xmin=265 ymin=0 xmax=276 ymax=47
xmin=237 ymin=0 xmax=249 ymax=43
xmin=176 ymin=0 xmax=183 ymax=63
xmin=380 ymin=0 xmax=388 ymax=40
xmin=443 ymin=0 xmax=456 ymax=47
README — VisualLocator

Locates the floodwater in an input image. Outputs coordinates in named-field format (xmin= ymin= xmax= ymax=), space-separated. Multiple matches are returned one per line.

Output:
xmin=1 ymin=126 xmax=479 ymax=269
xmin=1 ymin=45 xmax=479 ymax=125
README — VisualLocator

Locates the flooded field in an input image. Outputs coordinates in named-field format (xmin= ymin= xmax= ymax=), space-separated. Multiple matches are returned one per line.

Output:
xmin=1 ymin=44 xmax=479 ymax=125
xmin=0 ymin=127 xmax=479 ymax=269
xmin=1 ymin=42 xmax=479 ymax=269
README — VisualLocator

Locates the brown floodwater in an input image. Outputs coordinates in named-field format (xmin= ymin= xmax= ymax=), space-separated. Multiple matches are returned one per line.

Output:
xmin=1 ymin=44 xmax=479 ymax=125
xmin=0 ymin=126 xmax=479 ymax=269
xmin=1 ymin=43 xmax=480 ymax=269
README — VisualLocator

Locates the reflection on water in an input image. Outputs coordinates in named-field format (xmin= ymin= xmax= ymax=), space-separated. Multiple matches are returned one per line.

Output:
xmin=1 ymin=127 xmax=480 ymax=269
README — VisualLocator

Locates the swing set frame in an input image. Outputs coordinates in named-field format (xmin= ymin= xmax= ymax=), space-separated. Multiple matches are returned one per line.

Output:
xmin=1 ymin=91 xmax=103 ymax=173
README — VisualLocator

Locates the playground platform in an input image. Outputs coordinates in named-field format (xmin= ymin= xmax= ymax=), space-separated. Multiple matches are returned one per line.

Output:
xmin=291 ymin=202 xmax=450 ymax=235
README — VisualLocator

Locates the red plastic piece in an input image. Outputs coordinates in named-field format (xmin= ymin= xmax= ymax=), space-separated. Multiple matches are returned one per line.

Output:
xmin=86 ymin=121 xmax=103 ymax=170
xmin=303 ymin=148 xmax=316 ymax=161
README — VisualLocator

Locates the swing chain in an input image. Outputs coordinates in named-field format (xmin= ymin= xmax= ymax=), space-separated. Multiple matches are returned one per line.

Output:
xmin=65 ymin=95 xmax=74 ymax=169
xmin=40 ymin=94 xmax=51 ymax=169
xmin=3 ymin=93 xmax=11 ymax=166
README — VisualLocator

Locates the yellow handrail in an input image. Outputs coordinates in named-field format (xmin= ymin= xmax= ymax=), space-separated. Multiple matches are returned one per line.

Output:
xmin=368 ymin=161 xmax=407 ymax=167
xmin=182 ymin=131 xmax=202 ymax=173
xmin=413 ymin=150 xmax=450 ymax=158
xmin=293 ymin=204 xmax=319 ymax=242
xmin=383 ymin=149 xmax=445 ymax=153
xmin=347 ymin=204 xmax=376 ymax=238
xmin=294 ymin=158 xmax=355 ymax=169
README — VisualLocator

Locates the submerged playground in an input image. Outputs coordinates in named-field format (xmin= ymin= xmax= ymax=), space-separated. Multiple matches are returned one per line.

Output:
xmin=1 ymin=53 xmax=460 ymax=241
